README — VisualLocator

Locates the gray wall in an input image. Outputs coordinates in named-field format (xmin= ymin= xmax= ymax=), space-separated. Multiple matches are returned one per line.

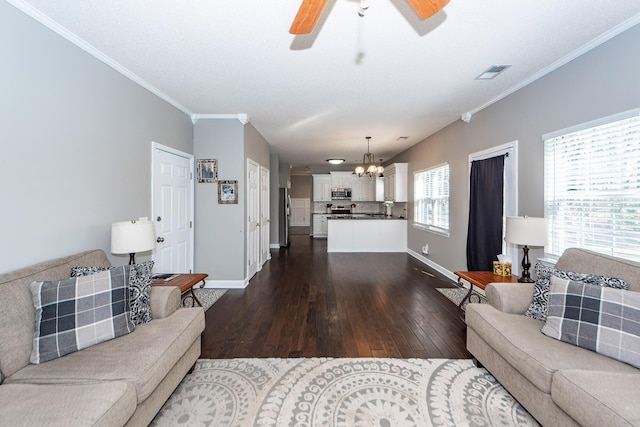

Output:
xmin=194 ymin=119 xmax=271 ymax=281
xmin=291 ymin=175 xmax=312 ymax=198
xmin=388 ymin=22 xmax=640 ymax=274
xmin=194 ymin=119 xmax=245 ymax=280
xmin=244 ymin=124 xmax=271 ymax=169
xmin=270 ymin=154 xmax=281 ymax=246
xmin=0 ymin=2 xmax=193 ymax=273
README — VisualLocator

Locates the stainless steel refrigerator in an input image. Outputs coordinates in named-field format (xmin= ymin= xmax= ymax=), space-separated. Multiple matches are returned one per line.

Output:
xmin=279 ymin=188 xmax=291 ymax=247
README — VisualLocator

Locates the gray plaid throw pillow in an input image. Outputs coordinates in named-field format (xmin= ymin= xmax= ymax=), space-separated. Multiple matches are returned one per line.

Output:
xmin=71 ymin=260 xmax=154 ymax=324
xmin=524 ymin=263 xmax=627 ymax=321
xmin=542 ymin=276 xmax=640 ymax=368
xmin=30 ymin=266 xmax=135 ymax=364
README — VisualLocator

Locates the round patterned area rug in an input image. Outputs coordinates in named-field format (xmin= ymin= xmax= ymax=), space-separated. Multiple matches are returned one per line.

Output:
xmin=151 ymin=358 xmax=539 ymax=427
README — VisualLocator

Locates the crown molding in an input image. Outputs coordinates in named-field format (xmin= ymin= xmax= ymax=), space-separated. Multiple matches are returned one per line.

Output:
xmin=7 ymin=0 xmax=194 ymax=117
xmin=191 ymin=114 xmax=251 ymax=125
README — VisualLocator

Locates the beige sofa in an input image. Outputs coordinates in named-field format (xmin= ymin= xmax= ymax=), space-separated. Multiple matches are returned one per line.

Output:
xmin=466 ymin=248 xmax=640 ymax=426
xmin=0 ymin=250 xmax=205 ymax=426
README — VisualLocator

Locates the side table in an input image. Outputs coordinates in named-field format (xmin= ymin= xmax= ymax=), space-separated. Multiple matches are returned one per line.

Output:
xmin=152 ymin=273 xmax=208 ymax=308
xmin=454 ymin=271 xmax=519 ymax=322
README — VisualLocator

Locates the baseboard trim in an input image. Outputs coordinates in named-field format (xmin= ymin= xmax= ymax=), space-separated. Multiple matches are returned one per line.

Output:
xmin=406 ymin=249 xmax=458 ymax=282
xmin=203 ymin=279 xmax=246 ymax=289
xmin=269 ymin=244 xmax=280 ymax=249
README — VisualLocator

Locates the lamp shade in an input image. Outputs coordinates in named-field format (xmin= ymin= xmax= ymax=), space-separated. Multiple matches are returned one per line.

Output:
xmin=505 ymin=216 xmax=547 ymax=247
xmin=111 ymin=220 xmax=156 ymax=254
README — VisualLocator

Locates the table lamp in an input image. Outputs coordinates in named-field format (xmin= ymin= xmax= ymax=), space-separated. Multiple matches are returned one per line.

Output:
xmin=504 ymin=216 xmax=547 ymax=283
xmin=111 ymin=219 xmax=156 ymax=265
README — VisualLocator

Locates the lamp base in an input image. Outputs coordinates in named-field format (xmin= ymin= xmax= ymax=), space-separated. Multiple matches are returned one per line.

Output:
xmin=129 ymin=253 xmax=136 ymax=265
xmin=517 ymin=245 xmax=534 ymax=283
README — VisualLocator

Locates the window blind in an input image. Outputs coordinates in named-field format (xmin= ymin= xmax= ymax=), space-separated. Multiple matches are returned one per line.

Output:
xmin=544 ymin=109 xmax=640 ymax=262
xmin=414 ymin=163 xmax=450 ymax=235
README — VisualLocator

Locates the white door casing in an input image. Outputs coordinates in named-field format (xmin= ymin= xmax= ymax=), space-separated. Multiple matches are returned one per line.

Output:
xmin=247 ymin=158 xmax=260 ymax=280
xmin=151 ymin=142 xmax=194 ymax=274
xmin=260 ymin=166 xmax=271 ymax=267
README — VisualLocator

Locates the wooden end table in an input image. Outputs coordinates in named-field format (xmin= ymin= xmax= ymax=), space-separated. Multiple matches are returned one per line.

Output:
xmin=152 ymin=273 xmax=208 ymax=307
xmin=454 ymin=271 xmax=519 ymax=322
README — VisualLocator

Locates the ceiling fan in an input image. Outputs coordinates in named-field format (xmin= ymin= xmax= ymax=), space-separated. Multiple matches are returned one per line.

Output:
xmin=290 ymin=0 xmax=450 ymax=34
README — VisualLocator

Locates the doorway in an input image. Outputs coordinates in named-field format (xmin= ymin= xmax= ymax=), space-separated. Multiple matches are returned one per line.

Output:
xmin=247 ymin=158 xmax=260 ymax=280
xmin=260 ymin=165 xmax=271 ymax=267
xmin=467 ymin=141 xmax=519 ymax=273
xmin=151 ymin=142 xmax=194 ymax=273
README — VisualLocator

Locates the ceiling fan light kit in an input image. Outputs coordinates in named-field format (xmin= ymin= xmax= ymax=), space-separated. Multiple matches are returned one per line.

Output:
xmin=290 ymin=0 xmax=449 ymax=35
xmin=326 ymin=158 xmax=345 ymax=165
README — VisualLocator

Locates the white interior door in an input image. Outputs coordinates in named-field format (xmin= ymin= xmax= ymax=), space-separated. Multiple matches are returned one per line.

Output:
xmin=247 ymin=158 xmax=260 ymax=280
xmin=151 ymin=143 xmax=194 ymax=273
xmin=260 ymin=166 xmax=271 ymax=267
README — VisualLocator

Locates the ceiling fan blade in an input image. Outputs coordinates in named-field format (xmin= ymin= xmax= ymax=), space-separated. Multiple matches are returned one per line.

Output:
xmin=406 ymin=0 xmax=449 ymax=20
xmin=290 ymin=0 xmax=329 ymax=34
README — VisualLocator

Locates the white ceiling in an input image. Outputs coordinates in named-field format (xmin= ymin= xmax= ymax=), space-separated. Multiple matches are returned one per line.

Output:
xmin=11 ymin=0 xmax=640 ymax=169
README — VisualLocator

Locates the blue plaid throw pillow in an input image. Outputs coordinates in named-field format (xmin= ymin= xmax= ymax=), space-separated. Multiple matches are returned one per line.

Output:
xmin=542 ymin=276 xmax=640 ymax=368
xmin=30 ymin=266 xmax=135 ymax=364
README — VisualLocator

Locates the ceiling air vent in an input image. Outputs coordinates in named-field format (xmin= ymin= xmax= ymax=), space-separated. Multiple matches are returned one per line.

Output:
xmin=476 ymin=65 xmax=511 ymax=80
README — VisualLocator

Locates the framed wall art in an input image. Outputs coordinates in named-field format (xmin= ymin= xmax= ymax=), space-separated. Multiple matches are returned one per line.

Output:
xmin=197 ymin=159 xmax=218 ymax=183
xmin=218 ymin=180 xmax=238 ymax=204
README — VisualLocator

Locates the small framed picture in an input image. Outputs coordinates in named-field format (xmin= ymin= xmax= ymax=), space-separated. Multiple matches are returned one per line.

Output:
xmin=197 ymin=159 xmax=218 ymax=183
xmin=218 ymin=180 xmax=238 ymax=204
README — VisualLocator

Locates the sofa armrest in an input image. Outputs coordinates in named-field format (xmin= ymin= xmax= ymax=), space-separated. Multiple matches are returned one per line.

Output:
xmin=485 ymin=282 xmax=535 ymax=314
xmin=150 ymin=286 xmax=181 ymax=319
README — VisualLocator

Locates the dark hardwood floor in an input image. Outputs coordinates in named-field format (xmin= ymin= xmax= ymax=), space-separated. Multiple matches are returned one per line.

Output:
xmin=201 ymin=234 xmax=471 ymax=359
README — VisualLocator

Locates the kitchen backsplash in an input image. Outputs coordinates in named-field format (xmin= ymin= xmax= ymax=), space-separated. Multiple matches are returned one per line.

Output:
xmin=313 ymin=201 xmax=408 ymax=217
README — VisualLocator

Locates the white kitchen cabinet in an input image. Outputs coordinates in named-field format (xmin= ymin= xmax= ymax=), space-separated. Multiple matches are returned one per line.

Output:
xmin=330 ymin=171 xmax=353 ymax=189
xmin=375 ymin=177 xmax=384 ymax=202
xmin=290 ymin=198 xmax=310 ymax=226
xmin=383 ymin=163 xmax=408 ymax=202
xmin=313 ymin=174 xmax=331 ymax=201
xmin=327 ymin=219 xmax=407 ymax=252
xmin=351 ymin=176 xmax=375 ymax=201
xmin=312 ymin=214 xmax=328 ymax=238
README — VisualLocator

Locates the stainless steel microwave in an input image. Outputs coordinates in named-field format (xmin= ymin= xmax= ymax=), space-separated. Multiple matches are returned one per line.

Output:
xmin=331 ymin=188 xmax=352 ymax=200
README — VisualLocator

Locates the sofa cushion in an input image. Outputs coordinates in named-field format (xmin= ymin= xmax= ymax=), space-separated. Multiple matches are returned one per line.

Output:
xmin=524 ymin=262 xmax=627 ymax=321
xmin=30 ymin=266 xmax=135 ymax=364
xmin=0 ymin=250 xmax=111 ymax=378
xmin=555 ymin=248 xmax=640 ymax=292
xmin=552 ymin=370 xmax=640 ymax=427
xmin=466 ymin=303 xmax=638 ymax=394
xmin=71 ymin=260 xmax=154 ymax=325
xmin=7 ymin=307 xmax=204 ymax=403
xmin=542 ymin=276 xmax=640 ymax=368
xmin=0 ymin=381 xmax=136 ymax=427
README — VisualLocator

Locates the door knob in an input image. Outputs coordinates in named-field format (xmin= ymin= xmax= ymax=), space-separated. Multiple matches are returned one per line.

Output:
xmin=157 ymin=237 xmax=165 ymax=243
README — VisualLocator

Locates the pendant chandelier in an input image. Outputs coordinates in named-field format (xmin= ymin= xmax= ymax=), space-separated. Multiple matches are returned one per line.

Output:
xmin=354 ymin=136 xmax=384 ymax=178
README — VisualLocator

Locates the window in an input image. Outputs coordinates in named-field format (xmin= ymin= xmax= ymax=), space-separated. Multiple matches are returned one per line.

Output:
xmin=544 ymin=109 xmax=640 ymax=262
xmin=414 ymin=163 xmax=450 ymax=236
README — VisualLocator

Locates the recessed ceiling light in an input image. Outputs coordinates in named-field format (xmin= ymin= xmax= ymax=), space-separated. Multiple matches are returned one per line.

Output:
xmin=476 ymin=65 xmax=511 ymax=80
xmin=326 ymin=159 xmax=345 ymax=165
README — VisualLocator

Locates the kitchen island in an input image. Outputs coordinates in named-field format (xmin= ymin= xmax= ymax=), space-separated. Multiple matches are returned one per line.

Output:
xmin=327 ymin=215 xmax=407 ymax=252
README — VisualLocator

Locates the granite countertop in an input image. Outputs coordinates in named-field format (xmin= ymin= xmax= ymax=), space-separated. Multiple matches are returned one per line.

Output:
xmin=326 ymin=213 xmax=407 ymax=220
